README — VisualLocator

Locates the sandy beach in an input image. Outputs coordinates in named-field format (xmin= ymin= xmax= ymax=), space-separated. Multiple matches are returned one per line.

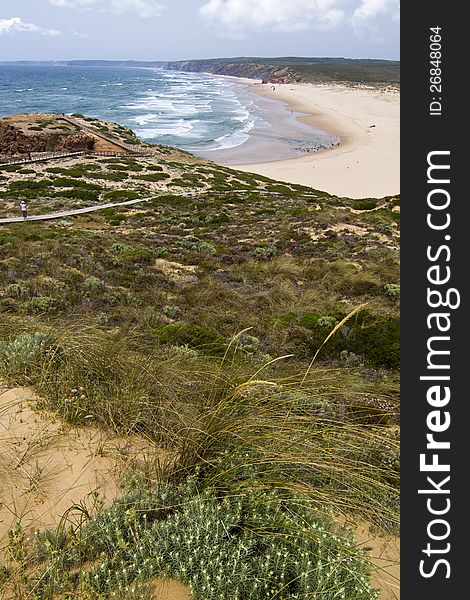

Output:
xmin=228 ymin=83 xmax=399 ymax=199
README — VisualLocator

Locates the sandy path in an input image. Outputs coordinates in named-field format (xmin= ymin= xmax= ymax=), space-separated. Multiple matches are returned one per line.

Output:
xmin=235 ymin=83 xmax=399 ymax=199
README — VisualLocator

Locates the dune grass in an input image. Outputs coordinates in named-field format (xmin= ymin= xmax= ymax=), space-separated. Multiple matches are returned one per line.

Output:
xmin=0 ymin=318 xmax=398 ymax=598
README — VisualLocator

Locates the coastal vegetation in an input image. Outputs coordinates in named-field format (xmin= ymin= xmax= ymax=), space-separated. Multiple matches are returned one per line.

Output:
xmin=166 ymin=57 xmax=400 ymax=87
xmin=0 ymin=115 xmax=399 ymax=599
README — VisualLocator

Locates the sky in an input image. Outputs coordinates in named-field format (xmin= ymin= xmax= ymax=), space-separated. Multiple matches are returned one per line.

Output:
xmin=0 ymin=0 xmax=400 ymax=62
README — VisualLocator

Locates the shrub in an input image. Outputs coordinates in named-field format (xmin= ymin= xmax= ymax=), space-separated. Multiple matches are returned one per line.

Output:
xmin=298 ymin=310 xmax=400 ymax=368
xmin=45 ymin=167 xmax=86 ymax=177
xmin=93 ymin=171 xmax=128 ymax=181
xmin=121 ymin=248 xmax=154 ymax=264
xmin=4 ymin=282 xmax=31 ymax=300
xmin=154 ymin=323 xmax=227 ymax=355
xmin=254 ymin=245 xmax=277 ymax=259
xmin=237 ymin=334 xmax=260 ymax=354
xmin=198 ymin=241 xmax=217 ymax=255
xmin=59 ymin=188 xmax=101 ymax=201
xmin=102 ymin=209 xmax=128 ymax=225
xmin=103 ymin=190 xmax=141 ymax=202
xmin=30 ymin=477 xmax=378 ymax=600
xmin=109 ymin=163 xmax=143 ymax=172
xmin=162 ymin=304 xmax=183 ymax=319
xmin=20 ymin=296 xmax=61 ymax=315
xmin=83 ymin=276 xmax=106 ymax=293
xmin=138 ymin=172 xmax=170 ymax=182
xmin=0 ymin=331 xmax=50 ymax=381
xmin=384 ymin=283 xmax=400 ymax=301
xmin=49 ymin=177 xmax=76 ymax=187
xmin=111 ymin=242 xmax=132 ymax=253
xmin=8 ymin=179 xmax=53 ymax=191
xmin=354 ymin=199 xmax=378 ymax=210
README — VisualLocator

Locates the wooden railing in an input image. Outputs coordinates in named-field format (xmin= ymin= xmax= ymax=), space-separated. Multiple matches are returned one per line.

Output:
xmin=0 ymin=149 xmax=156 ymax=167
xmin=0 ymin=151 xmax=86 ymax=166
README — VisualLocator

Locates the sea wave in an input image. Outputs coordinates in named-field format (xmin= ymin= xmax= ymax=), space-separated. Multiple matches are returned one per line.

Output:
xmin=1 ymin=64 xmax=266 ymax=153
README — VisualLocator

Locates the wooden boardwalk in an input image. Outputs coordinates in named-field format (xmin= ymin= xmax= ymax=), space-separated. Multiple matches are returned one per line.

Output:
xmin=0 ymin=196 xmax=154 ymax=224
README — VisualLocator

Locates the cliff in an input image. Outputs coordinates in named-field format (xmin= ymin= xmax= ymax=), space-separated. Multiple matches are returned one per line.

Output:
xmin=166 ymin=61 xmax=300 ymax=83
xmin=165 ymin=58 xmax=399 ymax=86
xmin=0 ymin=119 xmax=95 ymax=156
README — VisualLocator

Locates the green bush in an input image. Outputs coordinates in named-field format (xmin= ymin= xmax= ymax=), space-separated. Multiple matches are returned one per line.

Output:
xmin=138 ymin=172 xmax=170 ymax=182
xmin=106 ymin=214 xmax=128 ymax=225
xmin=384 ymin=283 xmax=400 ymax=301
xmin=103 ymin=190 xmax=141 ymax=202
xmin=83 ymin=276 xmax=106 ymax=294
xmin=4 ymin=282 xmax=31 ymax=300
xmin=254 ymin=245 xmax=277 ymax=259
xmin=20 ymin=296 xmax=61 ymax=315
xmin=8 ymin=179 xmax=53 ymax=191
xmin=121 ymin=247 xmax=154 ymax=264
xmin=354 ymin=199 xmax=378 ymax=211
xmin=298 ymin=310 xmax=400 ymax=368
xmin=45 ymin=167 xmax=86 ymax=177
xmin=30 ymin=477 xmax=378 ymax=600
xmin=154 ymin=323 xmax=227 ymax=355
xmin=109 ymin=162 xmax=143 ymax=172
xmin=92 ymin=171 xmax=128 ymax=181
xmin=58 ymin=188 xmax=101 ymax=201
xmin=49 ymin=177 xmax=77 ymax=187
xmin=0 ymin=331 xmax=50 ymax=381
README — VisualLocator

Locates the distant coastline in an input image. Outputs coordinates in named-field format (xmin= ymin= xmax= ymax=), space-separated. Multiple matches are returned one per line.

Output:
xmin=0 ymin=57 xmax=400 ymax=87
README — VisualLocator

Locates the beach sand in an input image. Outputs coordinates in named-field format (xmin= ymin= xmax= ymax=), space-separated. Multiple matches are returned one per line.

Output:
xmin=222 ymin=83 xmax=399 ymax=199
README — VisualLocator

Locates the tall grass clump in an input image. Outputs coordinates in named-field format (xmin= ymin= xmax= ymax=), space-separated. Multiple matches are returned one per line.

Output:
xmin=0 ymin=319 xmax=398 ymax=598
xmin=0 ymin=320 xmax=398 ymax=529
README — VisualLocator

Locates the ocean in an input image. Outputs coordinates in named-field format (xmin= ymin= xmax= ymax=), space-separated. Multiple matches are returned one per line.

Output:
xmin=0 ymin=65 xmax=338 ymax=163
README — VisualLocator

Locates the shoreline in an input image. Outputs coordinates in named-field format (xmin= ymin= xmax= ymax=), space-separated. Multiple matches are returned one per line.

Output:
xmin=195 ymin=78 xmax=339 ymax=168
xmin=209 ymin=79 xmax=399 ymax=199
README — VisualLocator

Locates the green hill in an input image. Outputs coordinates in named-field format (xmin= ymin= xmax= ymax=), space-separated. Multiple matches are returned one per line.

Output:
xmin=0 ymin=114 xmax=399 ymax=600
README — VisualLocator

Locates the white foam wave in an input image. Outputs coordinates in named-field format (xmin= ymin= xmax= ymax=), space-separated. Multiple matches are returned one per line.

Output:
xmin=136 ymin=119 xmax=194 ymax=137
xmin=118 ymin=71 xmax=265 ymax=152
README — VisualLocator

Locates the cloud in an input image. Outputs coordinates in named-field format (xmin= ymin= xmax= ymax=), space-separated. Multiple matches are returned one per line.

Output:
xmin=199 ymin=0 xmax=347 ymax=33
xmin=350 ymin=0 xmax=400 ymax=41
xmin=351 ymin=0 xmax=399 ymax=23
xmin=71 ymin=29 xmax=91 ymax=38
xmin=49 ymin=0 xmax=166 ymax=18
xmin=199 ymin=0 xmax=399 ymax=39
xmin=0 ymin=17 xmax=63 ymax=36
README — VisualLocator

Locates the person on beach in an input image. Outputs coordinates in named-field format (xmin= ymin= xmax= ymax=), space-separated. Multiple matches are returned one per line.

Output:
xmin=19 ymin=200 xmax=28 ymax=220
